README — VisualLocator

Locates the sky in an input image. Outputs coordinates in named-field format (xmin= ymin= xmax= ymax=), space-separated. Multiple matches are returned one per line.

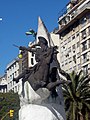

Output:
xmin=0 ymin=0 xmax=70 ymax=75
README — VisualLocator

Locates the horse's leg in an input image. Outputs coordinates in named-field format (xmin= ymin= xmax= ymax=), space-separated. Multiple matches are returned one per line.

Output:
xmin=46 ymin=80 xmax=66 ymax=91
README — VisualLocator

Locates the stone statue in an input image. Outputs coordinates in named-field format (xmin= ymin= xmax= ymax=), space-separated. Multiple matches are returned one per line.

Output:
xmin=14 ymin=36 xmax=69 ymax=120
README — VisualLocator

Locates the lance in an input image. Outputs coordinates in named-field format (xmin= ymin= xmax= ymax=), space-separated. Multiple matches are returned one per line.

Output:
xmin=13 ymin=44 xmax=20 ymax=49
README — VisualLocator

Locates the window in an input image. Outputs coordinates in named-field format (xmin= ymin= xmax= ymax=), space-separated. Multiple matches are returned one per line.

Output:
xmin=66 ymin=70 xmax=68 ymax=72
xmin=69 ymin=68 xmax=72 ymax=72
xmin=81 ymin=29 xmax=87 ymax=39
xmin=12 ymin=73 xmax=14 ymax=79
xmin=65 ymin=51 xmax=69 ymax=57
xmin=73 ymin=66 xmax=76 ymax=71
xmin=83 ymin=65 xmax=88 ymax=75
xmin=31 ymin=58 xmax=34 ymax=65
xmin=64 ymin=39 xmax=67 ymax=45
xmin=32 ymin=52 xmax=34 ymax=57
xmin=82 ymin=41 xmax=87 ymax=51
xmin=72 ymin=34 xmax=75 ymax=40
xmin=65 ymin=59 xmax=68 ymax=65
xmin=78 ymin=64 xmax=81 ymax=70
xmin=68 ymin=37 xmax=71 ymax=43
xmin=10 ymin=75 xmax=12 ymax=80
xmin=61 ymin=42 xmax=63 ymax=46
xmin=72 ymin=44 xmax=75 ymax=50
xmin=11 ymin=66 xmax=13 ymax=71
xmin=15 ymin=63 xmax=17 ymax=68
xmin=88 ymin=39 xmax=90 ymax=48
xmin=88 ymin=26 xmax=90 ymax=35
xmin=77 ymin=52 xmax=80 ymax=58
xmin=62 ymin=64 xmax=64 ymax=67
xmin=61 ymin=47 xmax=64 ymax=53
xmin=76 ymin=32 xmax=79 ymax=37
xmin=15 ymin=86 xmax=17 ymax=92
xmin=14 ymin=71 xmax=17 ymax=76
xmin=69 ymin=57 xmax=72 ymax=63
xmin=81 ymin=16 xmax=87 ymax=28
xmin=68 ymin=47 xmax=71 ymax=53
xmin=77 ymin=41 xmax=80 ymax=48
xmin=73 ymin=55 xmax=76 ymax=64
xmin=69 ymin=60 xmax=72 ymax=63
xmin=87 ymin=13 xmax=90 ymax=22
xmin=83 ymin=53 xmax=87 ymax=63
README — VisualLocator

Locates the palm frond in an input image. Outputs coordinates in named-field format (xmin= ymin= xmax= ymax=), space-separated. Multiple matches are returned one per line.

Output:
xmin=62 ymin=70 xmax=90 ymax=120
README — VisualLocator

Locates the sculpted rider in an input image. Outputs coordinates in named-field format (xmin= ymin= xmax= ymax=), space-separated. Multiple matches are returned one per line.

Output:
xmin=13 ymin=36 xmax=70 ymax=92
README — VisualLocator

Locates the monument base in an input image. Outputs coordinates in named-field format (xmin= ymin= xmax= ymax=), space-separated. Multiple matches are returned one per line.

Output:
xmin=18 ymin=82 xmax=66 ymax=120
xmin=19 ymin=104 xmax=65 ymax=120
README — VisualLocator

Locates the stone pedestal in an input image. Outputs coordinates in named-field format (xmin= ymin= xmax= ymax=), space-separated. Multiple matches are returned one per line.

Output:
xmin=19 ymin=104 xmax=65 ymax=120
xmin=18 ymin=81 xmax=66 ymax=120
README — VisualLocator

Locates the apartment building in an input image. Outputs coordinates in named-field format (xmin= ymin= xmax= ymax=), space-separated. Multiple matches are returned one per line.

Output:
xmin=6 ymin=59 xmax=21 ymax=92
xmin=0 ymin=74 xmax=7 ymax=93
xmin=55 ymin=0 xmax=90 ymax=75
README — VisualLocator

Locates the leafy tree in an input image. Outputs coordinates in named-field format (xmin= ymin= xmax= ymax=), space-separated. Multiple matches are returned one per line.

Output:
xmin=0 ymin=91 xmax=20 ymax=120
xmin=62 ymin=71 xmax=90 ymax=120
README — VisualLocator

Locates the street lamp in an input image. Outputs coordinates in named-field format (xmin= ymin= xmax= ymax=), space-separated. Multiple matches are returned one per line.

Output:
xmin=25 ymin=29 xmax=37 ymax=39
xmin=18 ymin=52 xmax=23 ymax=59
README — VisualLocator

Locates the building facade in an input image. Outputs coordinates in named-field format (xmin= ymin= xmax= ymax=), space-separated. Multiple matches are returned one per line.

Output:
xmin=28 ymin=41 xmax=37 ymax=67
xmin=6 ymin=59 xmax=21 ymax=92
xmin=56 ymin=0 xmax=90 ymax=75
xmin=0 ymin=74 xmax=7 ymax=93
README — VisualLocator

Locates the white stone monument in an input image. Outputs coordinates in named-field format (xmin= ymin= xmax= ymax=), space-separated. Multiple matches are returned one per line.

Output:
xmin=18 ymin=17 xmax=66 ymax=120
xmin=19 ymin=81 xmax=66 ymax=120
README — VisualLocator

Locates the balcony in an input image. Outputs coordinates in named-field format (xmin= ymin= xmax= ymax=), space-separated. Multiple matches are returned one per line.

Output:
xmin=58 ymin=0 xmax=85 ymax=21
xmin=57 ymin=1 xmax=90 ymax=34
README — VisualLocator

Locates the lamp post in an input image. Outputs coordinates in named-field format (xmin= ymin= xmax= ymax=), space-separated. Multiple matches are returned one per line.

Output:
xmin=25 ymin=29 xmax=37 ymax=39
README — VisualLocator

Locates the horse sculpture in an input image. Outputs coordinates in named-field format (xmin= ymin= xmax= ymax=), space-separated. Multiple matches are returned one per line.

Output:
xmin=14 ymin=36 xmax=69 ymax=120
xmin=14 ymin=37 xmax=68 ymax=92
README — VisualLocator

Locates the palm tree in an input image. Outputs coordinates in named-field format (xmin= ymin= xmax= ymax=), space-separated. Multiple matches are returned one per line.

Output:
xmin=62 ymin=71 xmax=90 ymax=120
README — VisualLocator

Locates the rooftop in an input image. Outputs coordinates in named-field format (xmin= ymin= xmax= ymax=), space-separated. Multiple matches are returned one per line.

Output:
xmin=56 ymin=0 xmax=90 ymax=34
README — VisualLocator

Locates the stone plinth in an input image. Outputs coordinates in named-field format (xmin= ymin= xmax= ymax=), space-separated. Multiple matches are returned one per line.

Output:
xmin=19 ymin=104 xmax=65 ymax=120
